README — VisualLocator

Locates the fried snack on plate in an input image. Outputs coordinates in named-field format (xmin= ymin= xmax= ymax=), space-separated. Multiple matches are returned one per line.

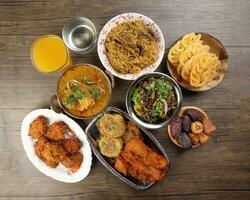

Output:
xmin=99 ymin=113 xmax=126 ymax=137
xmin=34 ymin=137 xmax=66 ymax=168
xmin=122 ymin=121 xmax=143 ymax=144
xmin=62 ymin=152 xmax=83 ymax=173
xmin=45 ymin=121 xmax=69 ymax=142
xmin=114 ymin=156 xmax=128 ymax=175
xmin=63 ymin=137 xmax=82 ymax=155
xmin=98 ymin=135 xmax=123 ymax=158
xmin=115 ymin=138 xmax=168 ymax=182
xmin=29 ymin=116 xmax=48 ymax=139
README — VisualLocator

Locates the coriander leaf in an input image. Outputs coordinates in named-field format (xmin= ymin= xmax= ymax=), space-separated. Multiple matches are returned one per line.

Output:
xmin=155 ymin=79 xmax=172 ymax=99
xmin=155 ymin=100 xmax=164 ymax=116
xmin=66 ymin=94 xmax=75 ymax=105
xmin=145 ymin=81 xmax=155 ymax=91
xmin=74 ymin=89 xmax=85 ymax=101
xmin=89 ymin=88 xmax=101 ymax=98
xmin=131 ymin=88 xmax=140 ymax=104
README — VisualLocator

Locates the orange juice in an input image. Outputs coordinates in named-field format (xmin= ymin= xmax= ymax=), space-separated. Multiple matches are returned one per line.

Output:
xmin=30 ymin=35 xmax=72 ymax=73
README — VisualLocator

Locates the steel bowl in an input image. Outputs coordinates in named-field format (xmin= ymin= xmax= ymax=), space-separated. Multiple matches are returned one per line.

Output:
xmin=126 ymin=72 xmax=183 ymax=129
xmin=62 ymin=17 xmax=97 ymax=54
xmin=50 ymin=63 xmax=112 ymax=120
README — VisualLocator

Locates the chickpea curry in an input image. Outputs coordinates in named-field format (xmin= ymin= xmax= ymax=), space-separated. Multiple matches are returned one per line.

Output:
xmin=58 ymin=65 xmax=111 ymax=118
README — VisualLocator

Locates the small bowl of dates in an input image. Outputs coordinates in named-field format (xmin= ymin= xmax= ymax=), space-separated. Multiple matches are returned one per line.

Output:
xmin=167 ymin=106 xmax=216 ymax=149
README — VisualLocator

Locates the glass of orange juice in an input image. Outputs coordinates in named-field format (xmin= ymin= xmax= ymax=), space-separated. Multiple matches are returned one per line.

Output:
xmin=30 ymin=35 xmax=72 ymax=73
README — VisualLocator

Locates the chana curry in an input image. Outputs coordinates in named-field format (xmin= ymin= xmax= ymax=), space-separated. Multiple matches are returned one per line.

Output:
xmin=58 ymin=65 xmax=111 ymax=118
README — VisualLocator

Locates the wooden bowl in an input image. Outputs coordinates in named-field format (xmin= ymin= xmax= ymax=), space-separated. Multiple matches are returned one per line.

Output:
xmin=167 ymin=33 xmax=229 ymax=92
xmin=167 ymin=106 xmax=209 ymax=149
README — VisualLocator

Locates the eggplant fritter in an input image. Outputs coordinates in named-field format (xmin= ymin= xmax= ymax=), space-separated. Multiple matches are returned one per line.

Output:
xmin=29 ymin=116 xmax=48 ymax=139
xmin=45 ymin=121 xmax=68 ymax=142
xmin=62 ymin=137 xmax=82 ymax=155
xmin=62 ymin=152 xmax=83 ymax=173
xmin=98 ymin=135 xmax=123 ymax=158
xmin=34 ymin=137 xmax=66 ymax=168
xmin=99 ymin=113 xmax=126 ymax=137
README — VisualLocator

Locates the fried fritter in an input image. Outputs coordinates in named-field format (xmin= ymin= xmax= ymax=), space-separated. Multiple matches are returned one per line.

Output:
xmin=45 ymin=121 xmax=68 ymax=142
xmin=122 ymin=121 xmax=143 ymax=144
xmin=62 ymin=152 xmax=83 ymax=173
xmin=29 ymin=116 xmax=48 ymax=139
xmin=124 ymin=138 xmax=168 ymax=169
xmin=34 ymin=137 xmax=66 ymax=168
xmin=114 ymin=155 xmax=128 ymax=175
xmin=99 ymin=113 xmax=126 ymax=137
xmin=115 ymin=138 xmax=168 ymax=182
xmin=98 ymin=135 xmax=123 ymax=158
xmin=63 ymin=137 xmax=82 ymax=155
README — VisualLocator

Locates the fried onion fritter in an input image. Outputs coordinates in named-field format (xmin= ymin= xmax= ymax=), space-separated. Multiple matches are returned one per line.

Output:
xmin=99 ymin=113 xmax=126 ymax=137
xmin=122 ymin=121 xmax=143 ymax=144
xmin=62 ymin=152 xmax=83 ymax=173
xmin=34 ymin=137 xmax=66 ymax=168
xmin=45 ymin=121 xmax=68 ymax=142
xmin=62 ymin=137 xmax=82 ymax=155
xmin=29 ymin=116 xmax=48 ymax=139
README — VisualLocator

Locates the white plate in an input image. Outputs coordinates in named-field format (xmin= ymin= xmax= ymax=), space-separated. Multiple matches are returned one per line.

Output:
xmin=21 ymin=109 xmax=92 ymax=183
xmin=98 ymin=13 xmax=165 ymax=80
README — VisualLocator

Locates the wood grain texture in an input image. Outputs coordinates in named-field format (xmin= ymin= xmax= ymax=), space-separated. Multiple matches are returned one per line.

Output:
xmin=0 ymin=0 xmax=250 ymax=199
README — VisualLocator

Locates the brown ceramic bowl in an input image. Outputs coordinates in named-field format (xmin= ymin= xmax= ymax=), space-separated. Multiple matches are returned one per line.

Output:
xmin=167 ymin=33 xmax=229 ymax=92
xmin=167 ymin=106 xmax=209 ymax=149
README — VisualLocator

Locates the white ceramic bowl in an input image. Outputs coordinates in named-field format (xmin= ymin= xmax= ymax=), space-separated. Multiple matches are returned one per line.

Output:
xmin=21 ymin=109 xmax=92 ymax=183
xmin=98 ymin=13 xmax=165 ymax=80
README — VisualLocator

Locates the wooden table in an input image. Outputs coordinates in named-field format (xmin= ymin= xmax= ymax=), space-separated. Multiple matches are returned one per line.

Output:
xmin=0 ymin=0 xmax=249 ymax=199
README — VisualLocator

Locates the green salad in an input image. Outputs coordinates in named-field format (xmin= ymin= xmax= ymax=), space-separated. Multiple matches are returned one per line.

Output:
xmin=131 ymin=76 xmax=177 ymax=123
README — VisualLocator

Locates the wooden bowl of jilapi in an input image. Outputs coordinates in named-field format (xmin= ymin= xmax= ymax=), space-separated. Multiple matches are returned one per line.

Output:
xmin=166 ymin=32 xmax=228 ymax=92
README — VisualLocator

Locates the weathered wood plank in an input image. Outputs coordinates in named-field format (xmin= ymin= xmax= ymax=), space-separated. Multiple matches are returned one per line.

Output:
xmin=0 ymin=0 xmax=250 ymax=199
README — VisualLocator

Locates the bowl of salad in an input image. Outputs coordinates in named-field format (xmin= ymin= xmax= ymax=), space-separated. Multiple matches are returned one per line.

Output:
xmin=126 ymin=72 xmax=183 ymax=129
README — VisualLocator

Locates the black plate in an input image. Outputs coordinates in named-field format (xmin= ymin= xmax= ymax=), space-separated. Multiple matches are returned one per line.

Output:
xmin=85 ymin=107 xmax=170 ymax=190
